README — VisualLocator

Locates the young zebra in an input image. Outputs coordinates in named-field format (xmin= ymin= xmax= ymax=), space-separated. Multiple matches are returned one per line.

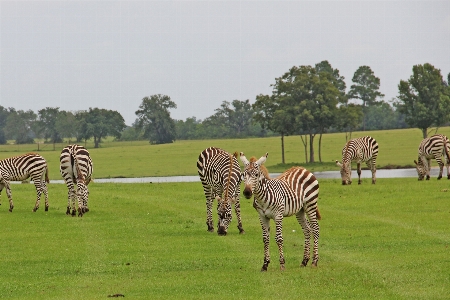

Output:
xmin=335 ymin=136 xmax=379 ymax=185
xmin=60 ymin=144 xmax=93 ymax=217
xmin=240 ymin=152 xmax=321 ymax=271
xmin=414 ymin=134 xmax=450 ymax=180
xmin=0 ymin=153 xmax=49 ymax=212
xmin=197 ymin=147 xmax=244 ymax=235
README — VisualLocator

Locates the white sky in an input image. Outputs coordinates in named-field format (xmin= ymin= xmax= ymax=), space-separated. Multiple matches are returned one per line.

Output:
xmin=1 ymin=1 xmax=449 ymax=126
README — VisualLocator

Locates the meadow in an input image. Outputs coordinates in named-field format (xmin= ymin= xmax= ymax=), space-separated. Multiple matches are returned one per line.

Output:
xmin=0 ymin=128 xmax=450 ymax=299
xmin=1 ymin=127 xmax=450 ymax=180
xmin=0 ymin=178 xmax=449 ymax=299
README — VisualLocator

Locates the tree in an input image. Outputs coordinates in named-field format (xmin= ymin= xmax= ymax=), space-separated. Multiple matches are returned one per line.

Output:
xmin=55 ymin=110 xmax=78 ymax=143
xmin=0 ymin=106 xmax=10 ymax=144
xmin=4 ymin=109 xmax=36 ymax=144
xmin=273 ymin=65 xmax=341 ymax=163
xmin=396 ymin=63 xmax=450 ymax=138
xmin=335 ymin=104 xmax=363 ymax=141
xmin=135 ymin=94 xmax=177 ymax=144
xmin=37 ymin=107 xmax=62 ymax=143
xmin=76 ymin=108 xmax=126 ymax=148
xmin=348 ymin=66 xmax=384 ymax=131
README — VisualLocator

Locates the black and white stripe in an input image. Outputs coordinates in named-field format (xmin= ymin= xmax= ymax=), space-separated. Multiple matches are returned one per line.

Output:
xmin=240 ymin=152 xmax=321 ymax=271
xmin=0 ymin=153 xmax=49 ymax=212
xmin=414 ymin=134 xmax=450 ymax=180
xmin=60 ymin=144 xmax=93 ymax=216
xmin=197 ymin=147 xmax=244 ymax=235
xmin=335 ymin=136 xmax=379 ymax=185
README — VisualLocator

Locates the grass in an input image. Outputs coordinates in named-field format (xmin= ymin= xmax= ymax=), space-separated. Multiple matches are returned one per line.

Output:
xmin=0 ymin=178 xmax=449 ymax=299
xmin=1 ymin=127 xmax=450 ymax=180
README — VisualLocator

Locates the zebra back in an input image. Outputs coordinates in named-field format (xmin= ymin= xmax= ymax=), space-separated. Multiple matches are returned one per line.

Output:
xmin=342 ymin=136 xmax=378 ymax=165
xmin=0 ymin=152 xmax=48 ymax=182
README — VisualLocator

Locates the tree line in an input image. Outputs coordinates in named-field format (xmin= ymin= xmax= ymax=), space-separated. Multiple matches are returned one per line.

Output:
xmin=1 ymin=61 xmax=449 ymax=158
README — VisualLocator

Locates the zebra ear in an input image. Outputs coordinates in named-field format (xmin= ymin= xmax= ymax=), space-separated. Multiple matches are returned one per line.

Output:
xmin=335 ymin=160 xmax=342 ymax=168
xmin=240 ymin=152 xmax=249 ymax=165
xmin=256 ymin=153 xmax=268 ymax=166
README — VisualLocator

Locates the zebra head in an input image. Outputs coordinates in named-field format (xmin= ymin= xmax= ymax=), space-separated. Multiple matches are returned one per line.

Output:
xmin=414 ymin=159 xmax=426 ymax=180
xmin=335 ymin=160 xmax=352 ymax=185
xmin=240 ymin=152 xmax=268 ymax=199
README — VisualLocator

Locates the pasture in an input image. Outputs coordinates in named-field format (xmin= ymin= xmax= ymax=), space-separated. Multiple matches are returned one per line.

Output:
xmin=1 ymin=178 xmax=449 ymax=299
xmin=1 ymin=127 xmax=450 ymax=179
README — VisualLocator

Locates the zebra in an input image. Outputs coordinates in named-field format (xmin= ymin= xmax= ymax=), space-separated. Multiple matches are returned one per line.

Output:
xmin=335 ymin=136 xmax=379 ymax=185
xmin=414 ymin=134 xmax=450 ymax=180
xmin=60 ymin=144 xmax=93 ymax=217
xmin=197 ymin=147 xmax=244 ymax=235
xmin=240 ymin=152 xmax=321 ymax=271
xmin=0 ymin=153 xmax=49 ymax=212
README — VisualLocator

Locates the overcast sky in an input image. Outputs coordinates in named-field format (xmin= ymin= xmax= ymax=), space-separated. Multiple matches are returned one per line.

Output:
xmin=1 ymin=1 xmax=449 ymax=126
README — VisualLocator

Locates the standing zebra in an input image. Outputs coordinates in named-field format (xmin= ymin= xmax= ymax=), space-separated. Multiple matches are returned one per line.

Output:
xmin=240 ymin=152 xmax=321 ymax=271
xmin=0 ymin=153 xmax=49 ymax=212
xmin=335 ymin=136 xmax=379 ymax=185
xmin=60 ymin=144 xmax=93 ymax=217
xmin=197 ymin=147 xmax=244 ymax=235
xmin=414 ymin=134 xmax=450 ymax=180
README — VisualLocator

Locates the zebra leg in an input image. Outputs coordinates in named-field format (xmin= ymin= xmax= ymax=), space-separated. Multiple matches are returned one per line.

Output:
xmin=357 ymin=163 xmax=362 ymax=184
xmin=436 ymin=157 xmax=443 ymax=180
xmin=274 ymin=217 xmax=285 ymax=271
xmin=296 ymin=209 xmax=311 ymax=267
xmin=233 ymin=200 xmax=245 ymax=234
xmin=426 ymin=158 xmax=431 ymax=180
xmin=205 ymin=193 xmax=214 ymax=232
xmin=366 ymin=161 xmax=376 ymax=184
xmin=307 ymin=212 xmax=320 ymax=267
xmin=259 ymin=215 xmax=271 ymax=271
xmin=32 ymin=179 xmax=43 ymax=212
xmin=43 ymin=183 xmax=49 ymax=211
xmin=4 ymin=182 xmax=14 ymax=212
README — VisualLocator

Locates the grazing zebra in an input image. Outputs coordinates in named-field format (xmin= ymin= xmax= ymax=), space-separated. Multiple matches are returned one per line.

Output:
xmin=60 ymin=144 xmax=93 ymax=217
xmin=414 ymin=134 xmax=450 ymax=180
xmin=197 ymin=147 xmax=244 ymax=235
xmin=335 ymin=136 xmax=379 ymax=185
xmin=0 ymin=153 xmax=49 ymax=212
xmin=240 ymin=152 xmax=321 ymax=271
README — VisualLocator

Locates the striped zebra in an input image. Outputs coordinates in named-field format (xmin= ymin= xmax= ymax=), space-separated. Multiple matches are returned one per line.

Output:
xmin=0 ymin=153 xmax=49 ymax=212
xmin=414 ymin=134 xmax=450 ymax=180
xmin=197 ymin=147 xmax=244 ymax=235
xmin=335 ymin=136 xmax=379 ymax=185
xmin=240 ymin=152 xmax=321 ymax=271
xmin=60 ymin=144 xmax=93 ymax=217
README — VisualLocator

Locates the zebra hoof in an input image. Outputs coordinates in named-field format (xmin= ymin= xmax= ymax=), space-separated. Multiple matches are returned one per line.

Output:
xmin=45 ymin=206 xmax=49 ymax=211
xmin=301 ymin=258 xmax=309 ymax=267
xmin=261 ymin=265 xmax=268 ymax=272
xmin=280 ymin=264 xmax=285 ymax=271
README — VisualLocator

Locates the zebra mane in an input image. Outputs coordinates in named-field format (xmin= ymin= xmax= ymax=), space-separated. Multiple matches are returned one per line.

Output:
xmin=249 ymin=156 xmax=270 ymax=179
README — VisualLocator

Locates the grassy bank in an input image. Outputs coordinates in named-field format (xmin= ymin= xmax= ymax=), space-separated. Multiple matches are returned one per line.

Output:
xmin=1 ymin=127 xmax=450 ymax=179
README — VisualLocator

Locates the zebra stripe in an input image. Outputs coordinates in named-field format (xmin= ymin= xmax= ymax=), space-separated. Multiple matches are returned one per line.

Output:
xmin=197 ymin=147 xmax=244 ymax=235
xmin=335 ymin=136 xmax=378 ymax=185
xmin=240 ymin=152 xmax=321 ymax=271
xmin=414 ymin=134 xmax=450 ymax=180
xmin=60 ymin=144 xmax=93 ymax=217
xmin=0 ymin=153 xmax=49 ymax=212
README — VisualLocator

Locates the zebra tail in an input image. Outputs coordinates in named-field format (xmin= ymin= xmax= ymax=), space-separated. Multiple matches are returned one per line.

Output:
xmin=233 ymin=151 xmax=238 ymax=159
xmin=444 ymin=138 xmax=450 ymax=164
xmin=73 ymin=155 xmax=85 ymax=182
xmin=45 ymin=164 xmax=50 ymax=183
xmin=316 ymin=208 xmax=322 ymax=220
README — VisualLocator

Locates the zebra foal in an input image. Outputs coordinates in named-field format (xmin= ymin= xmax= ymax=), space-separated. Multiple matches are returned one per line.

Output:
xmin=197 ymin=147 xmax=244 ymax=235
xmin=0 ymin=153 xmax=49 ymax=212
xmin=335 ymin=136 xmax=378 ymax=185
xmin=240 ymin=152 xmax=321 ymax=271
xmin=60 ymin=144 xmax=93 ymax=217
xmin=414 ymin=134 xmax=450 ymax=180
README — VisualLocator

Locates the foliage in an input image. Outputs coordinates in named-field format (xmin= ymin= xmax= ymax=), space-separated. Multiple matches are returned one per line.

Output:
xmin=0 ymin=106 xmax=10 ymax=144
xmin=36 ymin=107 xmax=63 ymax=143
xmin=348 ymin=66 xmax=384 ymax=130
xmin=135 ymin=94 xmax=177 ymax=144
xmin=396 ymin=63 xmax=450 ymax=138
xmin=4 ymin=108 xmax=36 ymax=144
xmin=0 ymin=179 xmax=449 ymax=299
xmin=335 ymin=103 xmax=364 ymax=141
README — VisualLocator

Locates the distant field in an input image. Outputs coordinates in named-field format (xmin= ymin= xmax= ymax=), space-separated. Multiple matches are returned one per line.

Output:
xmin=0 ymin=178 xmax=448 ymax=299
xmin=1 ymin=127 xmax=450 ymax=179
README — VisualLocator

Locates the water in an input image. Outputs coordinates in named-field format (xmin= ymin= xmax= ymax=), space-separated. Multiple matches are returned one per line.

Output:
xmin=16 ymin=168 xmax=435 ymax=184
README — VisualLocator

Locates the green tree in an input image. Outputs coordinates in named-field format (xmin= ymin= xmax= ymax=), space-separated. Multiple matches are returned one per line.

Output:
xmin=0 ymin=106 xmax=10 ymax=144
xmin=348 ymin=66 xmax=384 ymax=130
xmin=76 ymin=108 xmax=126 ymax=148
xmin=396 ymin=63 xmax=450 ymax=138
xmin=37 ymin=107 xmax=62 ymax=143
xmin=335 ymin=104 xmax=363 ymax=141
xmin=55 ymin=110 xmax=78 ymax=143
xmin=5 ymin=109 xmax=36 ymax=144
xmin=175 ymin=117 xmax=201 ymax=140
xmin=135 ymin=94 xmax=177 ymax=144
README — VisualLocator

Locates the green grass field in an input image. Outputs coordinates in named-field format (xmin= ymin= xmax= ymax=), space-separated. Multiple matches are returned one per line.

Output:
xmin=0 ymin=178 xmax=449 ymax=299
xmin=1 ymin=127 xmax=450 ymax=180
